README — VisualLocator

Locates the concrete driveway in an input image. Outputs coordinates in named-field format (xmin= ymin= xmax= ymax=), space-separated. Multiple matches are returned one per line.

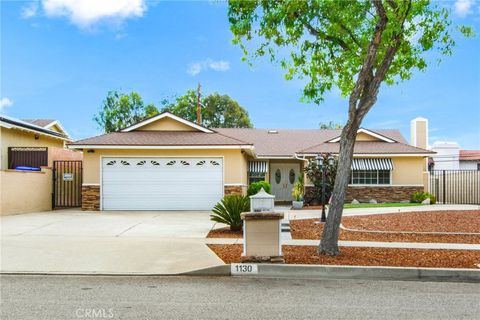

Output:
xmin=1 ymin=209 xmax=224 ymax=274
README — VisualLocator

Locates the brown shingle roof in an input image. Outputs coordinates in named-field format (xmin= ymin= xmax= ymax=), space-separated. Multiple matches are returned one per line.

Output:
xmin=70 ymin=131 xmax=251 ymax=146
xmin=459 ymin=150 xmax=480 ymax=161
xmin=215 ymin=128 xmax=426 ymax=156
xmin=22 ymin=119 xmax=56 ymax=127
xmin=298 ymin=141 xmax=435 ymax=155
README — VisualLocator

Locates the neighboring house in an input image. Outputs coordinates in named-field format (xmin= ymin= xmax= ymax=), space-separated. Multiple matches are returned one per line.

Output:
xmin=0 ymin=115 xmax=81 ymax=215
xmin=430 ymin=141 xmax=480 ymax=171
xmin=69 ymin=112 xmax=433 ymax=211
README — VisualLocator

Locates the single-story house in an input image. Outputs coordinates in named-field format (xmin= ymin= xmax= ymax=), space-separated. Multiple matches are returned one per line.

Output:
xmin=69 ymin=113 xmax=434 ymax=211
xmin=0 ymin=115 xmax=81 ymax=215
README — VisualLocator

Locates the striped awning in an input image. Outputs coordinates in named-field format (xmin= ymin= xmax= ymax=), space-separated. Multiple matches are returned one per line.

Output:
xmin=248 ymin=161 xmax=268 ymax=174
xmin=351 ymin=158 xmax=393 ymax=170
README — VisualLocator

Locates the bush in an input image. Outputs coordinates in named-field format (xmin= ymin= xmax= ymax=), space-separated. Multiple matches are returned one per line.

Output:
xmin=210 ymin=195 xmax=250 ymax=231
xmin=247 ymin=181 xmax=271 ymax=196
xmin=410 ymin=191 xmax=436 ymax=204
xmin=292 ymin=176 xmax=304 ymax=201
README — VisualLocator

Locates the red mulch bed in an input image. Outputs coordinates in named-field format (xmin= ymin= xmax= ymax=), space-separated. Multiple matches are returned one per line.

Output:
xmin=208 ymin=244 xmax=480 ymax=269
xmin=290 ymin=211 xmax=480 ymax=244
xmin=207 ymin=227 xmax=243 ymax=238
xmin=291 ymin=219 xmax=480 ymax=244
xmin=342 ymin=210 xmax=480 ymax=233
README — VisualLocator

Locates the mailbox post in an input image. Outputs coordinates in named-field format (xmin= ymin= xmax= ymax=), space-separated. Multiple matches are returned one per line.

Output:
xmin=241 ymin=188 xmax=284 ymax=263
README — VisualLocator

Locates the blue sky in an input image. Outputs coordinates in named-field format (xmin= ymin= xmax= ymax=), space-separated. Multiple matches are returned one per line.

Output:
xmin=1 ymin=0 xmax=479 ymax=149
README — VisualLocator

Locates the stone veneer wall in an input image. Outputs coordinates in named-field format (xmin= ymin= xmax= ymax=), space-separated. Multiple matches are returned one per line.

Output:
xmin=304 ymin=185 xmax=423 ymax=203
xmin=224 ymin=185 xmax=243 ymax=196
xmin=345 ymin=186 xmax=423 ymax=203
xmin=82 ymin=185 xmax=100 ymax=211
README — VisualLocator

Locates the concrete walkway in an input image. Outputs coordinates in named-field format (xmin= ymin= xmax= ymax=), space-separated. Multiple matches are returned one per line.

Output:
xmin=280 ymin=204 xmax=480 ymax=220
xmin=1 ymin=209 xmax=224 ymax=274
xmin=204 ymin=238 xmax=480 ymax=250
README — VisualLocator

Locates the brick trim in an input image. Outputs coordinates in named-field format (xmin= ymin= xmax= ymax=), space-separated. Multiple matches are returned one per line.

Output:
xmin=224 ymin=185 xmax=243 ymax=196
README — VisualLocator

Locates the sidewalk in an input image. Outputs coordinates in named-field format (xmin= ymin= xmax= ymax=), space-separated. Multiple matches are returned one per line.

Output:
xmin=280 ymin=204 xmax=480 ymax=220
xmin=204 ymin=238 xmax=480 ymax=250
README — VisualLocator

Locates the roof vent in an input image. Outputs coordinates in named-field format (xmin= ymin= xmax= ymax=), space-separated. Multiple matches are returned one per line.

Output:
xmin=268 ymin=130 xmax=278 ymax=134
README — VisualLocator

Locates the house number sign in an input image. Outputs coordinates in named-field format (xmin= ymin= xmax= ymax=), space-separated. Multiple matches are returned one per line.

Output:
xmin=231 ymin=263 xmax=258 ymax=275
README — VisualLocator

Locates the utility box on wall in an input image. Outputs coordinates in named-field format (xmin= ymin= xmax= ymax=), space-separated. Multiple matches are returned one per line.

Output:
xmin=249 ymin=188 xmax=275 ymax=212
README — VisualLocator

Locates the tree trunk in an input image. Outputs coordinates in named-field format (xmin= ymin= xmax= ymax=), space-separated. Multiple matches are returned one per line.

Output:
xmin=319 ymin=117 xmax=361 ymax=255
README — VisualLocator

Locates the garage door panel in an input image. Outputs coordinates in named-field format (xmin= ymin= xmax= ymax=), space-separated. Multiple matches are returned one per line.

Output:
xmin=101 ymin=157 xmax=224 ymax=210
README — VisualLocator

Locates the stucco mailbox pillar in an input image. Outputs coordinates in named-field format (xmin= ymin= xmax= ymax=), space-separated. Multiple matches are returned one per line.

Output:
xmin=240 ymin=211 xmax=284 ymax=263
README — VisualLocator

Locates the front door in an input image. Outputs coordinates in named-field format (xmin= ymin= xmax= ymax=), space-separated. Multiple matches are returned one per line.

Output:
xmin=270 ymin=163 xmax=300 ymax=201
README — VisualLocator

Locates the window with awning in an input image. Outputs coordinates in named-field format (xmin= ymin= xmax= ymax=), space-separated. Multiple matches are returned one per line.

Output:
xmin=350 ymin=158 xmax=393 ymax=185
xmin=248 ymin=161 xmax=268 ymax=183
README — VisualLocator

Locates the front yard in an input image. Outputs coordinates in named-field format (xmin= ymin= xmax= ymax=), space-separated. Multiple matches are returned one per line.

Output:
xmin=207 ymin=210 xmax=480 ymax=269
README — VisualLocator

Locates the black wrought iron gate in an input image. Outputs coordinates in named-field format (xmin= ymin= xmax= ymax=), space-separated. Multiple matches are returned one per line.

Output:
xmin=53 ymin=160 xmax=83 ymax=208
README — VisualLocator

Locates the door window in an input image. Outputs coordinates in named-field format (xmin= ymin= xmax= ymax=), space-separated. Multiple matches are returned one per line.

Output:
xmin=275 ymin=168 xmax=282 ymax=184
xmin=289 ymin=169 xmax=296 ymax=184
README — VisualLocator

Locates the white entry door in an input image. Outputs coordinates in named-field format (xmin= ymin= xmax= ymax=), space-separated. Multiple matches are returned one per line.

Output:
xmin=101 ymin=157 xmax=223 ymax=210
xmin=270 ymin=163 xmax=301 ymax=201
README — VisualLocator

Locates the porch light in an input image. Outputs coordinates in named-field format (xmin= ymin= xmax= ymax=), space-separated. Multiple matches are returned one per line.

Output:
xmin=315 ymin=154 xmax=324 ymax=168
xmin=328 ymin=154 xmax=334 ymax=166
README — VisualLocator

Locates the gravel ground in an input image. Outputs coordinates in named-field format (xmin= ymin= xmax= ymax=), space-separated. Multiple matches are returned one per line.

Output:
xmin=290 ymin=219 xmax=480 ymax=244
xmin=208 ymin=244 xmax=480 ymax=268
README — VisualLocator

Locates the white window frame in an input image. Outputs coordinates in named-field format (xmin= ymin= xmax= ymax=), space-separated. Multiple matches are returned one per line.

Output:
xmin=348 ymin=169 xmax=392 ymax=186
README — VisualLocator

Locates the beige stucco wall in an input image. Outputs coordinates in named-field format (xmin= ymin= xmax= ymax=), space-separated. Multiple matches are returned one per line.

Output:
xmin=82 ymin=148 xmax=248 ymax=186
xmin=139 ymin=117 xmax=197 ymax=131
xmin=0 ymin=168 xmax=52 ymax=215
xmin=355 ymin=132 xmax=380 ymax=141
xmin=244 ymin=219 xmax=280 ymax=256
xmin=411 ymin=118 xmax=428 ymax=149
xmin=0 ymin=127 xmax=66 ymax=170
xmin=391 ymin=157 xmax=425 ymax=185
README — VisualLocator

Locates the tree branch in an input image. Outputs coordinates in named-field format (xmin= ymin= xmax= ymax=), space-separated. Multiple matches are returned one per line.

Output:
xmin=348 ymin=0 xmax=388 ymax=114
xmin=294 ymin=12 xmax=352 ymax=51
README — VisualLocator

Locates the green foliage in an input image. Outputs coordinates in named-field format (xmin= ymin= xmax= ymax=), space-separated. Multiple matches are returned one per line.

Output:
xmin=228 ymin=0 xmax=474 ymax=104
xmin=320 ymin=121 xmax=343 ymax=129
xmin=210 ymin=195 xmax=250 ymax=231
xmin=94 ymin=91 xmax=159 ymax=133
xmin=247 ymin=181 xmax=272 ymax=197
xmin=292 ymin=175 xmax=304 ymax=201
xmin=303 ymin=157 xmax=337 ymax=205
xmin=410 ymin=191 xmax=436 ymax=204
xmin=161 ymin=89 xmax=253 ymax=128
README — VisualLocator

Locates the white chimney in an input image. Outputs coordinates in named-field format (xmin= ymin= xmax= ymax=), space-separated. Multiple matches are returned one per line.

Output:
xmin=410 ymin=117 xmax=428 ymax=149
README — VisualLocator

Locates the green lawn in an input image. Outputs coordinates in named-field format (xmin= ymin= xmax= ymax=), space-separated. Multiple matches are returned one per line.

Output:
xmin=343 ymin=202 xmax=424 ymax=209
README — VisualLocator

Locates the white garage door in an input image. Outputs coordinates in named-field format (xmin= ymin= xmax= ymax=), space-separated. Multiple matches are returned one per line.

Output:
xmin=101 ymin=157 xmax=223 ymax=210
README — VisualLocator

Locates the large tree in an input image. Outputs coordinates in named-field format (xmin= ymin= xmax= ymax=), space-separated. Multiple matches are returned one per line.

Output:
xmin=162 ymin=89 xmax=253 ymax=128
xmin=94 ymin=91 xmax=158 ymax=133
xmin=228 ymin=0 xmax=473 ymax=255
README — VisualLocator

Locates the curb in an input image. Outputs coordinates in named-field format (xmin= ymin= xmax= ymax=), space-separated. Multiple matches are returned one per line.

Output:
xmin=184 ymin=264 xmax=480 ymax=283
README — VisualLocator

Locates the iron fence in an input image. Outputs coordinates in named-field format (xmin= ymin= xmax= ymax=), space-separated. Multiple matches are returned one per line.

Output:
xmin=8 ymin=147 xmax=48 ymax=169
xmin=429 ymin=170 xmax=480 ymax=205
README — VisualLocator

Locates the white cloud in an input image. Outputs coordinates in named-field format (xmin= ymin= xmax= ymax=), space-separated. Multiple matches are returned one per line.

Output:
xmin=0 ymin=98 xmax=13 ymax=111
xmin=187 ymin=59 xmax=230 ymax=76
xmin=41 ymin=0 xmax=147 ymax=29
xmin=454 ymin=0 xmax=475 ymax=17
xmin=21 ymin=2 xmax=39 ymax=19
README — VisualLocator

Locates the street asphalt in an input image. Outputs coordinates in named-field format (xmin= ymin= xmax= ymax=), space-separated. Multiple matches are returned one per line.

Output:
xmin=1 ymin=275 xmax=479 ymax=320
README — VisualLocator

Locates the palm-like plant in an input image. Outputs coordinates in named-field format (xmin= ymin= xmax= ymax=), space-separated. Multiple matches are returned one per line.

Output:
xmin=210 ymin=195 xmax=250 ymax=231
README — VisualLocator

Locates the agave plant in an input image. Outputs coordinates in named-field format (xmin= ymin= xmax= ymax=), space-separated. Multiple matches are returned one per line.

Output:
xmin=210 ymin=195 xmax=250 ymax=231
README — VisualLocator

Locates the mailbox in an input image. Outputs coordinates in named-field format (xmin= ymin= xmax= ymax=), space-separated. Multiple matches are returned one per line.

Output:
xmin=249 ymin=188 xmax=275 ymax=212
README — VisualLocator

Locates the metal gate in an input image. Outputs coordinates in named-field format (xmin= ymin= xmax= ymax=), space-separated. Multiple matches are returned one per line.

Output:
xmin=429 ymin=170 xmax=480 ymax=205
xmin=53 ymin=160 xmax=83 ymax=208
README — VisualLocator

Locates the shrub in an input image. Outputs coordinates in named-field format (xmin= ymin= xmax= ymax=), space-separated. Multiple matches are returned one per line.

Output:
xmin=292 ymin=176 xmax=304 ymax=201
xmin=410 ymin=191 xmax=436 ymax=204
xmin=210 ymin=195 xmax=250 ymax=231
xmin=247 ymin=181 xmax=271 ymax=196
